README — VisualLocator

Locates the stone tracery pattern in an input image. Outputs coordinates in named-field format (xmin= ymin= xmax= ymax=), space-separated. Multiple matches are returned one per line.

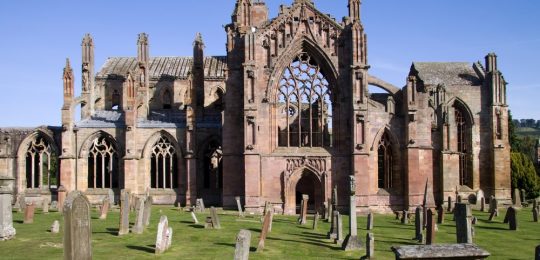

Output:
xmin=25 ymin=136 xmax=56 ymax=189
xmin=88 ymin=136 xmax=118 ymax=189
xmin=150 ymin=136 xmax=178 ymax=189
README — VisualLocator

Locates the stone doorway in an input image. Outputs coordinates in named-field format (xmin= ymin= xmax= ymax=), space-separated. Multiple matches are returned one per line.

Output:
xmin=294 ymin=169 xmax=322 ymax=214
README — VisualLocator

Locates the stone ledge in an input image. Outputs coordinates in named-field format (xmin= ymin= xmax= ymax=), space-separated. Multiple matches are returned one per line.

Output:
xmin=392 ymin=243 xmax=490 ymax=259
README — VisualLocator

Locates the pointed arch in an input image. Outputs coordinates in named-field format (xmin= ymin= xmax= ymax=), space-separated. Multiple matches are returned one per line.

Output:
xmin=283 ymin=166 xmax=325 ymax=215
xmin=16 ymin=129 xmax=59 ymax=190
xmin=446 ymin=97 xmax=474 ymax=126
xmin=371 ymin=126 xmax=402 ymax=191
xmin=142 ymin=130 xmax=183 ymax=159
xmin=79 ymin=130 xmax=121 ymax=158
xmin=142 ymin=130 xmax=183 ymax=190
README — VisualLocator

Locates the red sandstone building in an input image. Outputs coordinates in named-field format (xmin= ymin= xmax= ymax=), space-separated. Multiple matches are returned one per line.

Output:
xmin=0 ymin=0 xmax=511 ymax=214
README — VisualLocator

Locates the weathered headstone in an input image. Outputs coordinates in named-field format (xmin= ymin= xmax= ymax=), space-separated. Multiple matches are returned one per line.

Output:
xmin=118 ymin=190 xmax=130 ymax=235
xmin=342 ymin=175 xmax=362 ymax=251
xmin=196 ymin=198 xmax=205 ymax=213
xmin=256 ymin=210 xmax=272 ymax=252
xmin=108 ymin=189 xmax=115 ymax=205
xmin=143 ymin=195 xmax=153 ymax=227
xmin=504 ymin=206 xmax=517 ymax=230
xmin=488 ymin=196 xmax=498 ymax=221
xmin=204 ymin=217 xmax=213 ymax=229
xmin=234 ymin=229 xmax=251 ymax=260
xmin=50 ymin=201 xmax=58 ymax=211
xmin=51 ymin=220 xmax=60 ymax=234
xmin=366 ymin=232 xmax=374 ymax=258
xmin=426 ymin=209 xmax=436 ymax=245
xmin=422 ymin=179 xmax=436 ymax=228
xmin=480 ymin=197 xmax=485 ymax=212
xmin=0 ymin=177 xmax=16 ymax=241
xmin=520 ymin=189 xmax=526 ymax=204
xmin=476 ymin=189 xmax=484 ymax=207
xmin=155 ymin=215 xmax=169 ymax=254
xmin=322 ymin=201 xmax=328 ymax=220
xmin=63 ymin=191 xmax=92 ymax=260
xmin=235 ymin=196 xmax=244 ymax=218
xmin=455 ymin=203 xmax=472 ymax=244
xmin=99 ymin=198 xmax=109 ymax=220
xmin=24 ymin=203 xmax=35 ymax=224
xmin=312 ymin=213 xmax=319 ymax=230
xmin=367 ymin=212 xmax=374 ymax=230
xmin=447 ymin=196 xmax=453 ymax=212
xmin=513 ymin=188 xmax=522 ymax=207
xmin=327 ymin=210 xmax=338 ymax=239
xmin=335 ymin=212 xmax=343 ymax=245
xmin=132 ymin=197 xmax=145 ymax=234
xmin=437 ymin=206 xmax=445 ymax=224
xmin=210 ymin=206 xmax=221 ymax=229
xmin=166 ymin=227 xmax=173 ymax=250
xmin=268 ymin=210 xmax=274 ymax=232
xmin=327 ymin=198 xmax=333 ymax=223
xmin=391 ymin=244 xmax=491 ymax=259
xmin=414 ymin=206 xmax=423 ymax=242
xmin=533 ymin=207 xmax=539 ymax=222
xmin=190 ymin=210 xmax=199 ymax=224
xmin=299 ymin=194 xmax=309 ymax=225
xmin=42 ymin=198 xmax=50 ymax=214
xmin=57 ymin=186 xmax=66 ymax=214
xmin=401 ymin=210 xmax=409 ymax=224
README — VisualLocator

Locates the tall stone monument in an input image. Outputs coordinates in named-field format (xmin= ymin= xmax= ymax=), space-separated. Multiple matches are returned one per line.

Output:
xmin=0 ymin=176 xmax=16 ymax=241
xmin=342 ymin=175 xmax=362 ymax=251
xmin=63 ymin=191 xmax=92 ymax=260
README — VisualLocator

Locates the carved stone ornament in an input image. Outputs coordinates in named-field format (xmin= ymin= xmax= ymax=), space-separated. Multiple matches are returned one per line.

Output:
xmin=356 ymin=114 xmax=364 ymax=123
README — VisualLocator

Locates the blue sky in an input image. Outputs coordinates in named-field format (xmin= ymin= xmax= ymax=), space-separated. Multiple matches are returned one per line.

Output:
xmin=0 ymin=0 xmax=539 ymax=126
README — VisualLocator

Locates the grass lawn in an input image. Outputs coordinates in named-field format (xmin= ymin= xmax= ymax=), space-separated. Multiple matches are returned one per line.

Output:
xmin=2 ymin=205 xmax=539 ymax=259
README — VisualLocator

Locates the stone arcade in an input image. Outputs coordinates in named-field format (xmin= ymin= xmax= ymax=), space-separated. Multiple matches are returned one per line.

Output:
xmin=0 ymin=0 xmax=511 ymax=214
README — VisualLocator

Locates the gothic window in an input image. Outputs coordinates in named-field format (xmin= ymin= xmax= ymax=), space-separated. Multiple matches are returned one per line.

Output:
xmin=455 ymin=107 xmax=471 ymax=187
xmin=150 ymin=136 xmax=178 ymax=189
xmin=111 ymin=89 xmax=120 ymax=110
xmin=162 ymin=89 xmax=172 ymax=109
xmin=278 ymin=53 xmax=332 ymax=148
xmin=203 ymin=141 xmax=223 ymax=189
xmin=377 ymin=132 xmax=393 ymax=189
xmin=25 ymin=136 xmax=57 ymax=189
xmin=88 ymin=137 xmax=118 ymax=189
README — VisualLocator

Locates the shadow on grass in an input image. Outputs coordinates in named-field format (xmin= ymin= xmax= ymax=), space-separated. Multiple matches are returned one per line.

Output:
xmin=180 ymin=220 xmax=194 ymax=224
xmin=300 ymin=231 xmax=326 ymax=239
xmin=214 ymin=242 xmax=235 ymax=248
xmin=14 ymin=220 xmax=23 ymax=224
xmin=126 ymin=245 xmax=154 ymax=254
xmin=267 ymin=236 xmax=341 ymax=251
xmin=189 ymin=224 xmax=204 ymax=229
xmin=477 ymin=225 xmax=508 ymax=231
xmin=247 ymin=228 xmax=261 ymax=233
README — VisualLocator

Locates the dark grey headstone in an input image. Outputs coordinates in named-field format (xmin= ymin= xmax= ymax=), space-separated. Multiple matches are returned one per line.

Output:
xmin=234 ymin=229 xmax=251 ymax=260
xmin=366 ymin=233 xmax=374 ymax=258
xmin=426 ymin=209 xmax=435 ymax=245
xmin=367 ymin=212 xmax=373 ymax=230
xmin=455 ymin=203 xmax=472 ymax=244
xmin=63 ymin=191 xmax=92 ymax=260
xmin=533 ymin=207 xmax=538 ymax=222
xmin=415 ymin=206 xmax=423 ymax=242
xmin=437 ymin=207 xmax=444 ymax=224
xmin=504 ymin=207 xmax=517 ymax=230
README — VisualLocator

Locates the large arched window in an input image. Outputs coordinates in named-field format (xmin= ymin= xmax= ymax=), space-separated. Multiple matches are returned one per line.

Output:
xmin=150 ymin=136 xmax=178 ymax=189
xmin=88 ymin=136 xmax=119 ymax=189
xmin=377 ymin=132 xmax=393 ymax=189
xmin=25 ymin=136 xmax=57 ymax=189
xmin=277 ymin=53 xmax=332 ymax=148
xmin=455 ymin=107 xmax=472 ymax=187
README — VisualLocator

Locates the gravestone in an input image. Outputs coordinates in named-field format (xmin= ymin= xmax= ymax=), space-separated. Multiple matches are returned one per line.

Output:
xmin=476 ymin=189 xmax=484 ymax=207
xmin=0 ymin=178 xmax=16 ymax=241
xmin=235 ymin=196 xmax=244 ymax=218
xmin=234 ymin=229 xmax=251 ymax=260
xmin=335 ymin=212 xmax=343 ymax=245
xmin=488 ymin=196 xmax=498 ymax=221
xmin=392 ymin=244 xmax=490 ymax=259
xmin=322 ymin=201 xmax=328 ymax=220
xmin=471 ymin=217 xmax=477 ymax=238
xmin=118 ymin=190 xmax=130 ymax=235
xmin=210 ymin=206 xmax=221 ymax=229
xmin=256 ymin=210 xmax=272 ymax=252
xmin=401 ymin=210 xmax=409 ymax=224
xmin=533 ymin=207 xmax=538 ymax=222
xmin=299 ymin=194 xmax=309 ymax=225
xmin=143 ymin=196 xmax=153 ymax=227
xmin=327 ymin=210 xmax=338 ymax=239
xmin=455 ymin=203 xmax=472 ymax=244
xmin=480 ymin=197 xmax=485 ymax=212
xmin=366 ymin=232 xmax=374 ymax=258
xmin=108 ymin=189 xmax=115 ymax=205
xmin=513 ymin=188 xmax=521 ymax=207
xmin=447 ymin=196 xmax=453 ymax=212
xmin=51 ymin=220 xmax=60 ymax=234
xmin=426 ymin=209 xmax=436 ymax=245
xmin=155 ymin=215 xmax=170 ymax=254
xmin=327 ymin=198 xmax=333 ymax=223
xmin=63 ymin=191 xmax=92 ymax=260
xmin=437 ymin=207 xmax=445 ymax=224
xmin=132 ymin=197 xmax=145 ymax=234
xmin=312 ymin=213 xmax=319 ymax=230
xmin=536 ymin=245 xmax=540 ymax=260
xmin=57 ymin=185 xmax=67 ymax=213
xmin=422 ymin=179 xmax=436 ymax=228
xmin=24 ymin=203 xmax=35 ymax=224
xmin=504 ymin=206 xmax=517 ymax=230
xmin=268 ymin=210 xmax=274 ymax=232
xmin=99 ymin=198 xmax=109 ymax=220
xmin=204 ymin=217 xmax=214 ymax=229
xmin=520 ymin=189 xmax=526 ymax=204
xmin=196 ymin=198 xmax=205 ymax=213
xmin=190 ymin=210 xmax=199 ymax=224
xmin=367 ymin=212 xmax=374 ymax=230
xmin=415 ymin=206 xmax=423 ymax=242
xmin=50 ymin=201 xmax=58 ymax=211
xmin=342 ymin=176 xmax=362 ymax=251
xmin=533 ymin=199 xmax=538 ymax=211
xmin=42 ymin=198 xmax=50 ymax=214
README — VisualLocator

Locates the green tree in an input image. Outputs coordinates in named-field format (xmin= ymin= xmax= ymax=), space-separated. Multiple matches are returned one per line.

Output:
xmin=508 ymin=111 xmax=521 ymax=152
xmin=510 ymin=152 xmax=540 ymax=199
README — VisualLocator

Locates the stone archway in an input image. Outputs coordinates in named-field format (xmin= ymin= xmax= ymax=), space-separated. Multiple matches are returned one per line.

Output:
xmin=284 ymin=166 xmax=325 ymax=215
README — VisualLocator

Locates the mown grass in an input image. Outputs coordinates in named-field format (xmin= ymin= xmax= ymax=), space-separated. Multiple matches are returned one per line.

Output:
xmin=2 ymin=205 xmax=539 ymax=259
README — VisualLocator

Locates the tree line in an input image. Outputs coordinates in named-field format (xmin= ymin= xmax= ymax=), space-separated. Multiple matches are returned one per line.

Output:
xmin=512 ymin=118 xmax=540 ymax=128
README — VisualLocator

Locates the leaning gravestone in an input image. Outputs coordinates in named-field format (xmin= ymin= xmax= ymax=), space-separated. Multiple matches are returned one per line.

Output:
xmin=63 ymin=191 xmax=92 ymax=260
xmin=99 ymin=198 xmax=109 ymax=220
xmin=190 ymin=210 xmax=199 ymax=224
xmin=455 ymin=203 xmax=472 ymax=244
xmin=268 ymin=210 xmax=274 ymax=233
xmin=132 ymin=197 xmax=145 ymax=234
xmin=0 ymin=178 xmax=16 ymax=241
xmin=342 ymin=175 xmax=362 ymax=251
xmin=256 ymin=210 xmax=272 ymax=252
xmin=234 ymin=229 xmax=251 ymax=260
xmin=155 ymin=216 xmax=170 ymax=254
xmin=118 ymin=190 xmax=130 ymax=235
xmin=235 ymin=196 xmax=244 ymax=218
xmin=51 ymin=220 xmax=60 ymax=234
xmin=143 ymin=195 xmax=153 ymax=227
xmin=210 ymin=207 xmax=221 ymax=229
xmin=24 ymin=203 xmax=35 ymax=224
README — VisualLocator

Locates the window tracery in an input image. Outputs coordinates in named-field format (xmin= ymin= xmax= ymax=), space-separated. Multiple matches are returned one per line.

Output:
xmin=150 ymin=136 xmax=178 ymax=189
xmin=88 ymin=136 xmax=118 ymax=189
xmin=455 ymin=107 xmax=471 ymax=187
xmin=25 ymin=136 xmax=56 ymax=189
xmin=377 ymin=132 xmax=393 ymax=189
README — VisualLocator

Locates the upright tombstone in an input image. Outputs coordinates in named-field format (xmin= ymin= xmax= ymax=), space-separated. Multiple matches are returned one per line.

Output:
xmin=235 ymin=196 xmax=244 ymax=218
xmin=155 ymin=216 xmax=169 ymax=254
xmin=488 ymin=196 xmax=499 ymax=220
xmin=322 ymin=201 xmax=328 ymax=220
xmin=196 ymin=198 xmax=205 ymax=213
xmin=23 ymin=203 xmax=35 ymax=224
xmin=107 ymin=189 xmax=115 ymax=205
xmin=533 ymin=207 xmax=539 ymax=222
xmin=437 ymin=207 xmax=445 ymax=224
xmin=132 ymin=197 xmax=145 ymax=234
xmin=426 ymin=209 xmax=436 ymax=245
xmin=326 ymin=199 xmax=332 ymax=222
xmin=51 ymin=220 xmax=60 ymax=234
xmin=143 ymin=195 xmax=153 ymax=227
xmin=328 ymin=210 xmax=338 ymax=239
xmin=57 ymin=185 xmax=67 ymax=213
xmin=99 ymin=198 xmax=110 ymax=220
xmin=513 ymin=188 xmax=522 ymax=207
xmin=299 ymin=194 xmax=309 ymax=225
xmin=480 ymin=197 xmax=486 ymax=212
xmin=0 ymin=176 xmax=16 ymax=241
xmin=520 ymin=189 xmax=526 ymax=205
xmin=210 ymin=206 xmax=221 ymax=229
xmin=366 ymin=233 xmax=374 ymax=258
xmin=455 ymin=203 xmax=472 ymax=244
xmin=118 ymin=190 xmax=130 ymax=235
xmin=63 ymin=191 xmax=92 ymax=260
xmin=504 ymin=207 xmax=518 ymax=230
xmin=342 ymin=175 xmax=362 ymax=251
xmin=42 ymin=198 xmax=50 ymax=214
xmin=367 ymin=212 xmax=374 ymax=230
xmin=256 ymin=210 xmax=272 ymax=252
xmin=401 ymin=210 xmax=409 ymax=224
xmin=234 ymin=229 xmax=251 ymax=260
xmin=312 ymin=213 xmax=319 ymax=230
xmin=414 ymin=206 xmax=423 ymax=242
xmin=335 ymin=212 xmax=344 ymax=245
xmin=447 ymin=196 xmax=453 ymax=212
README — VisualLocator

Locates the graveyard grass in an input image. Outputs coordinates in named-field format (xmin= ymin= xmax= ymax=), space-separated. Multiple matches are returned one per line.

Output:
xmin=3 ymin=206 xmax=540 ymax=259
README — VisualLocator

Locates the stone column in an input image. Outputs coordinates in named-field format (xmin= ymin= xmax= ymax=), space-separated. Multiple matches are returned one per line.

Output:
xmin=342 ymin=176 xmax=362 ymax=251
xmin=0 ymin=176 xmax=16 ymax=241
xmin=299 ymin=195 xmax=309 ymax=225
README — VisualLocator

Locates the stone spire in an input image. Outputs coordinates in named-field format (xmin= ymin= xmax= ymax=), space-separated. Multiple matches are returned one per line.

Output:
xmin=348 ymin=0 xmax=361 ymax=22
xmin=137 ymin=33 xmax=150 ymax=65
xmin=232 ymin=0 xmax=252 ymax=29
xmin=63 ymin=58 xmax=74 ymax=99
xmin=193 ymin=32 xmax=205 ymax=69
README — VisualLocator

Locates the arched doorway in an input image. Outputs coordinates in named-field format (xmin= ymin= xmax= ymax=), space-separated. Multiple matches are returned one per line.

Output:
xmin=294 ymin=169 xmax=323 ymax=214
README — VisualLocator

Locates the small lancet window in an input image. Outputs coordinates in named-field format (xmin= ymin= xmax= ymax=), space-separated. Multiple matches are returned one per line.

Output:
xmin=377 ymin=132 xmax=393 ymax=189
xmin=162 ymin=89 xmax=173 ymax=109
